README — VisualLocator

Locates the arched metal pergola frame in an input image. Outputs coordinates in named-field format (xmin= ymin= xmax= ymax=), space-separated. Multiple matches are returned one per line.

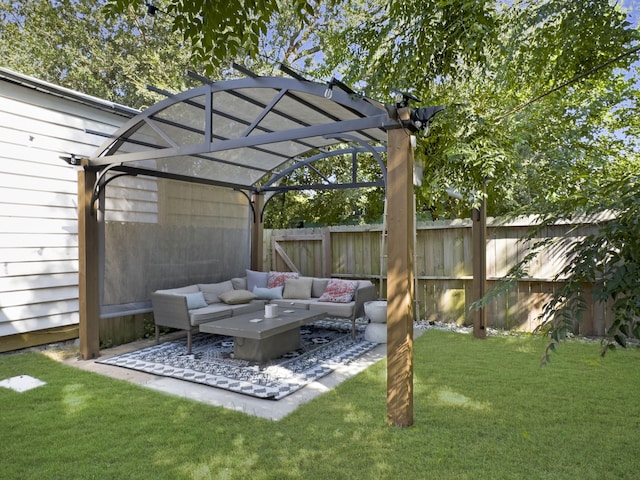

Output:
xmin=77 ymin=71 xmax=437 ymax=426
xmin=89 ymin=73 xmax=393 ymax=193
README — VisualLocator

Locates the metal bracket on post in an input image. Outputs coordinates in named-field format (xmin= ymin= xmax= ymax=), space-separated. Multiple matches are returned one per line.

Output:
xmin=385 ymin=104 xmax=445 ymax=134
xmin=235 ymin=188 xmax=258 ymax=223
xmin=90 ymin=164 xmax=136 ymax=216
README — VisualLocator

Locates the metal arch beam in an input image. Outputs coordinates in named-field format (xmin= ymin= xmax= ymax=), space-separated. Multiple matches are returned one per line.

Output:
xmin=258 ymin=144 xmax=386 ymax=223
xmin=90 ymin=114 xmax=392 ymax=167
xmin=262 ymin=145 xmax=386 ymax=189
xmin=234 ymin=188 xmax=257 ymax=223
xmin=86 ymin=127 xmax=279 ymax=172
xmin=259 ymin=181 xmax=384 ymax=223
xmin=324 ymin=134 xmax=388 ymax=188
xmin=90 ymin=75 xmax=392 ymax=164
xmin=262 ymin=181 xmax=383 ymax=193
xmin=104 ymin=164 xmax=257 ymax=193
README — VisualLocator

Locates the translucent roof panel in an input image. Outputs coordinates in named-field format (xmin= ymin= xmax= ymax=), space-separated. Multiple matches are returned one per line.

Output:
xmin=126 ymin=156 xmax=268 ymax=186
xmin=91 ymin=76 xmax=396 ymax=191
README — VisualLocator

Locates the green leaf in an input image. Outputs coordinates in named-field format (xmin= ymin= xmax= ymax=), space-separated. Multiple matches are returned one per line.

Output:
xmin=614 ymin=334 xmax=627 ymax=348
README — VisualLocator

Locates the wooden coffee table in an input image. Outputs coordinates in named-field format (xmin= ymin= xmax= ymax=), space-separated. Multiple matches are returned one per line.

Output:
xmin=199 ymin=309 xmax=326 ymax=362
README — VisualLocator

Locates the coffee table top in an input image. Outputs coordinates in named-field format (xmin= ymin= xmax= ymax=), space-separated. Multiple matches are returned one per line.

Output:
xmin=199 ymin=309 xmax=326 ymax=340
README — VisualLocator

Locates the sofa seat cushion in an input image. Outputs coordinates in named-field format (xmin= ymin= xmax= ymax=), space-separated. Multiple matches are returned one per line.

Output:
xmin=188 ymin=304 xmax=233 ymax=326
xmin=270 ymin=298 xmax=313 ymax=310
xmin=309 ymin=300 xmax=356 ymax=318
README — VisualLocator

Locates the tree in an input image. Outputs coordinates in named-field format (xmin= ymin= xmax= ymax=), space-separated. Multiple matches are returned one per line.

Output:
xmin=312 ymin=0 xmax=640 ymax=353
xmin=0 ymin=0 xmax=220 ymax=109
xmin=104 ymin=0 xmax=320 ymax=73
xmin=7 ymin=0 xmax=640 ymax=351
xmin=318 ymin=1 xmax=637 ymax=209
xmin=263 ymin=150 xmax=386 ymax=228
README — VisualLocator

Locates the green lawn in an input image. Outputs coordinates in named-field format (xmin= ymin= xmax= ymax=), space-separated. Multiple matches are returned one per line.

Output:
xmin=1 ymin=330 xmax=639 ymax=479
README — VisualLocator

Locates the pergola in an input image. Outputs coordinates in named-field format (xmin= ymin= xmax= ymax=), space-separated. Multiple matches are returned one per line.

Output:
xmin=77 ymin=70 xmax=437 ymax=426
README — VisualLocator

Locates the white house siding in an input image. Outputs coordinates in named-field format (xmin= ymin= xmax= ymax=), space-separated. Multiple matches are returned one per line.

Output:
xmin=0 ymin=69 xmax=253 ymax=346
xmin=0 ymin=70 xmax=133 ymax=339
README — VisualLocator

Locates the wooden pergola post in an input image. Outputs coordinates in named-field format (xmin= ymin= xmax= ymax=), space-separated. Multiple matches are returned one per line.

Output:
xmin=471 ymin=195 xmax=487 ymax=338
xmin=78 ymin=163 xmax=100 ymax=359
xmin=386 ymin=109 xmax=415 ymax=427
xmin=250 ymin=192 xmax=264 ymax=271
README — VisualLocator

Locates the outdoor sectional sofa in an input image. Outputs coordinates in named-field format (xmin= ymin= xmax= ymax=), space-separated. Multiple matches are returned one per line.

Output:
xmin=151 ymin=270 xmax=376 ymax=353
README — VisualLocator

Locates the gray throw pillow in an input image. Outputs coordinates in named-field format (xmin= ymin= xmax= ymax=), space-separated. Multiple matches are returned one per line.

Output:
xmin=181 ymin=292 xmax=208 ymax=309
xmin=218 ymin=289 xmax=257 ymax=305
xmin=283 ymin=277 xmax=313 ymax=299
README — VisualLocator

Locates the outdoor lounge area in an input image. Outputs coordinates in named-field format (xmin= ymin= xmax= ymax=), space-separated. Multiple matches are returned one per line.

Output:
xmin=150 ymin=271 xmax=376 ymax=354
xmin=60 ymin=322 xmax=390 ymax=419
xmin=4 ymin=2 xmax=640 ymax=477
xmin=0 ymin=66 xmax=425 ymax=427
xmin=96 ymin=272 xmax=380 ymax=402
xmin=2 ymin=67 xmax=640 ymax=478
xmin=67 ymin=68 xmax=425 ymax=426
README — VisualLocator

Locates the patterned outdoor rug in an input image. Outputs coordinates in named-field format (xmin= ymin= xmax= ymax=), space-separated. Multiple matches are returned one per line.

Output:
xmin=98 ymin=320 xmax=378 ymax=400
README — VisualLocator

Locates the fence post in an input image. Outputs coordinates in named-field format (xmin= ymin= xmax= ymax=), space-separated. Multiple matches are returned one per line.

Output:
xmin=471 ymin=196 xmax=487 ymax=338
xmin=322 ymin=228 xmax=332 ymax=277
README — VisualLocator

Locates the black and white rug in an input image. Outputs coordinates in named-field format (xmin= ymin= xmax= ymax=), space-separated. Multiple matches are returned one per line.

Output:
xmin=98 ymin=320 xmax=378 ymax=400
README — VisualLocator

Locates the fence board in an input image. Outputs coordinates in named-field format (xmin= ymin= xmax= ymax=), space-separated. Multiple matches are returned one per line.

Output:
xmin=265 ymin=216 xmax=612 ymax=334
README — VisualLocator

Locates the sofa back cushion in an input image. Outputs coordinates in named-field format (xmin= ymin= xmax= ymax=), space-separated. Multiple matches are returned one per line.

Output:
xmin=231 ymin=277 xmax=247 ymax=290
xmin=318 ymin=279 xmax=359 ymax=303
xmin=283 ymin=277 xmax=313 ymax=299
xmin=246 ymin=269 xmax=269 ymax=291
xmin=267 ymin=271 xmax=299 ymax=288
xmin=198 ymin=280 xmax=234 ymax=304
xmin=311 ymin=278 xmax=330 ymax=298
xmin=155 ymin=284 xmax=199 ymax=295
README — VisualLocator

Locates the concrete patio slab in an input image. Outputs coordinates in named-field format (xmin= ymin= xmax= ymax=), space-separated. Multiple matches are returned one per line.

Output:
xmin=61 ymin=332 xmax=389 ymax=421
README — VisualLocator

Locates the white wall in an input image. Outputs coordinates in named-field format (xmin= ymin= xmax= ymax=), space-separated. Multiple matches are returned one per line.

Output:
xmin=0 ymin=71 xmax=132 ymax=337
xmin=0 ymin=69 xmax=253 ymax=340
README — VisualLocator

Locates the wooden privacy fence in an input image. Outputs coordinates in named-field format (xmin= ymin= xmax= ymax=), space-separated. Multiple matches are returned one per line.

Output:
xmin=264 ymin=216 xmax=611 ymax=335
